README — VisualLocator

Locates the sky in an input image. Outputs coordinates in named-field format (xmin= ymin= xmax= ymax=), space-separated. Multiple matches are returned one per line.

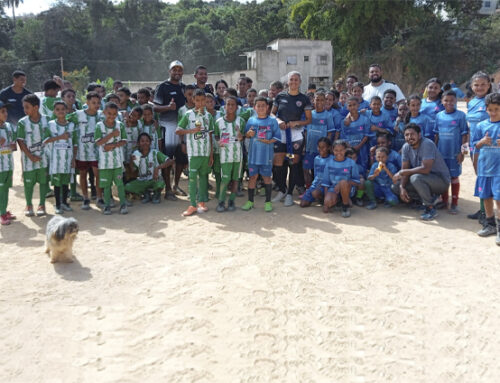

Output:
xmin=12 ymin=0 xmax=181 ymax=16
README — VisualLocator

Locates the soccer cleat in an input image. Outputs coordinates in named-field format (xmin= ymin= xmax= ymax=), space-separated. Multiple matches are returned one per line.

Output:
xmin=448 ymin=204 xmax=459 ymax=215
xmin=142 ymin=192 xmax=152 ymax=204
xmin=24 ymin=206 xmax=35 ymax=217
xmin=467 ymin=210 xmax=481 ymax=220
xmin=241 ymin=201 xmax=254 ymax=211
xmin=264 ymin=202 xmax=273 ymax=212
xmin=271 ymin=191 xmax=286 ymax=203
xmin=197 ymin=202 xmax=208 ymax=213
xmin=1 ymin=214 xmax=11 ymax=225
xmin=61 ymin=203 xmax=73 ymax=212
xmin=97 ymin=199 xmax=106 ymax=209
xmin=36 ymin=205 xmax=46 ymax=216
xmin=365 ymin=201 xmax=377 ymax=210
xmin=165 ymin=190 xmax=178 ymax=201
xmin=420 ymin=206 xmax=437 ymax=221
xmin=182 ymin=205 xmax=198 ymax=217
xmin=216 ymin=201 xmax=226 ymax=212
xmin=6 ymin=211 xmax=16 ymax=220
xmin=119 ymin=204 xmax=128 ymax=215
xmin=341 ymin=206 xmax=351 ymax=218
xmin=109 ymin=199 xmax=116 ymax=208
xmin=81 ymin=199 xmax=91 ymax=210
xmin=284 ymin=194 xmax=294 ymax=207
xmin=54 ymin=207 xmax=63 ymax=215
xmin=354 ymin=197 xmax=364 ymax=207
xmin=477 ymin=223 xmax=496 ymax=237
xmin=227 ymin=200 xmax=236 ymax=211
xmin=103 ymin=206 xmax=112 ymax=215
xmin=152 ymin=191 xmax=161 ymax=204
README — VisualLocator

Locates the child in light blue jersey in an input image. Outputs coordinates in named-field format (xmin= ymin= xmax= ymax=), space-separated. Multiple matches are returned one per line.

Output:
xmin=303 ymin=92 xmax=335 ymax=188
xmin=472 ymin=92 xmax=500 ymax=245
xmin=382 ymin=89 xmax=398 ymax=124
xmin=338 ymin=97 xmax=371 ymax=171
xmin=366 ymin=96 xmax=392 ymax=146
xmin=352 ymin=82 xmax=370 ymax=111
xmin=393 ymin=102 xmax=408 ymax=152
xmin=466 ymin=72 xmax=492 ymax=222
xmin=365 ymin=146 xmax=398 ymax=209
xmin=339 ymin=91 xmax=349 ymax=117
xmin=321 ymin=140 xmax=360 ymax=217
xmin=434 ymin=90 xmax=468 ymax=214
xmin=406 ymin=94 xmax=434 ymax=140
xmin=369 ymin=133 xmax=402 ymax=172
xmin=300 ymin=137 xmax=332 ymax=208
xmin=241 ymin=97 xmax=280 ymax=212
xmin=346 ymin=148 xmax=366 ymax=206
xmin=421 ymin=78 xmax=444 ymax=124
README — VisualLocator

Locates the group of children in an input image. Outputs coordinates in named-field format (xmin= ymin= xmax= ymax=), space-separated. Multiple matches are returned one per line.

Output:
xmin=0 ymin=72 xmax=499 ymax=247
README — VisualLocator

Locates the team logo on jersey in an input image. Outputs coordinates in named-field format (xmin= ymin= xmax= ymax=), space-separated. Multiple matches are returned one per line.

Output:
xmin=81 ymin=133 xmax=94 ymax=144
xmin=296 ymin=101 xmax=302 ymax=107
xmin=29 ymin=142 xmax=42 ymax=152
xmin=343 ymin=168 xmax=349 ymax=173
xmin=320 ymin=120 xmax=325 ymax=124
xmin=451 ymin=120 xmax=456 ymax=125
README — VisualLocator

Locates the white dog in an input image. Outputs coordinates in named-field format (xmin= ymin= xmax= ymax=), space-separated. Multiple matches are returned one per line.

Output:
xmin=45 ymin=216 xmax=79 ymax=263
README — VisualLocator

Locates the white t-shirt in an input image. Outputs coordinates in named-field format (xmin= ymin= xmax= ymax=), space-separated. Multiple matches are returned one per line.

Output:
xmin=362 ymin=80 xmax=405 ymax=103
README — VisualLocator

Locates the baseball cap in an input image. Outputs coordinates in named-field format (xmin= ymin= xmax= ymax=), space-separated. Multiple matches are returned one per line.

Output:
xmin=0 ymin=101 xmax=11 ymax=109
xmin=169 ymin=60 xmax=184 ymax=70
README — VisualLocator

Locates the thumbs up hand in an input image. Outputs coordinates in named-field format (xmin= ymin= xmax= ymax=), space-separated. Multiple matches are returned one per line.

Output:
xmin=168 ymin=98 xmax=176 ymax=111
xmin=480 ymin=131 xmax=492 ymax=147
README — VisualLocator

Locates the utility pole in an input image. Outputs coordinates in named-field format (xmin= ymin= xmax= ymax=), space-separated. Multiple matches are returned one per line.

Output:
xmin=60 ymin=57 xmax=64 ymax=79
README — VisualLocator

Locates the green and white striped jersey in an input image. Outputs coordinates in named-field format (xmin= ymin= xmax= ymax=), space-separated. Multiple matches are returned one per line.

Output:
xmin=17 ymin=115 xmax=51 ymax=171
xmin=209 ymin=110 xmax=224 ymax=154
xmin=140 ymin=122 xmax=161 ymax=151
xmin=214 ymin=116 xmax=245 ymax=164
xmin=94 ymin=120 xmax=127 ymax=170
xmin=40 ymin=96 xmax=62 ymax=119
xmin=68 ymin=110 xmax=103 ymax=162
xmin=0 ymin=122 xmax=15 ymax=172
xmin=132 ymin=149 xmax=168 ymax=181
xmin=177 ymin=105 xmax=193 ymax=123
xmin=177 ymin=109 xmax=214 ymax=158
xmin=123 ymin=123 xmax=140 ymax=164
xmin=43 ymin=120 xmax=76 ymax=175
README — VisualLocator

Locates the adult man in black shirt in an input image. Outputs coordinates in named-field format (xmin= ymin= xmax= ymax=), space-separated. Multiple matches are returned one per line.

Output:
xmin=153 ymin=60 xmax=188 ymax=200
xmin=193 ymin=65 xmax=214 ymax=95
xmin=0 ymin=70 xmax=32 ymax=125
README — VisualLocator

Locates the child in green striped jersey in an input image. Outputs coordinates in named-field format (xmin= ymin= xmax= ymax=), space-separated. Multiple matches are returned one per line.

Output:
xmin=123 ymin=106 xmax=142 ymax=184
xmin=177 ymin=85 xmax=196 ymax=121
xmin=214 ymin=96 xmax=245 ymax=212
xmin=69 ymin=92 xmax=105 ymax=209
xmin=126 ymin=133 xmax=174 ymax=204
xmin=40 ymin=79 xmax=62 ymax=118
xmin=17 ymin=94 xmax=51 ymax=217
xmin=94 ymin=102 xmax=128 ymax=215
xmin=116 ymin=87 xmax=135 ymax=114
xmin=43 ymin=101 xmax=77 ymax=214
xmin=206 ymin=93 xmax=224 ymax=198
xmin=176 ymin=89 xmax=214 ymax=216
xmin=140 ymin=104 xmax=161 ymax=151
xmin=0 ymin=102 xmax=16 ymax=225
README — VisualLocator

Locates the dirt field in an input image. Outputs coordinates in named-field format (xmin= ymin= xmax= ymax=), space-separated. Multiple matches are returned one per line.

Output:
xmin=1 ymin=104 xmax=499 ymax=382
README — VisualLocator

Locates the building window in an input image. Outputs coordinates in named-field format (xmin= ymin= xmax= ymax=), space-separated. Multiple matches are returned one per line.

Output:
xmin=318 ymin=55 xmax=328 ymax=65
xmin=304 ymin=56 xmax=309 ymax=62
xmin=484 ymin=1 xmax=491 ymax=7
xmin=286 ymin=56 xmax=297 ymax=65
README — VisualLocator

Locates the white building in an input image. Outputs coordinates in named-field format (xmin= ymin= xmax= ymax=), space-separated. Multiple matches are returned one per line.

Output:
xmin=218 ymin=39 xmax=334 ymax=93
xmin=478 ymin=0 xmax=498 ymax=14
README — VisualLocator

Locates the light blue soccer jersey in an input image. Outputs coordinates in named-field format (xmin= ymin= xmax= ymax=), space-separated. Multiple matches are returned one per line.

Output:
xmin=472 ymin=119 xmax=500 ymax=177
xmin=304 ymin=110 xmax=335 ymax=153
xmin=434 ymin=109 xmax=468 ymax=159
xmin=245 ymin=116 xmax=280 ymax=166
xmin=321 ymin=156 xmax=361 ymax=187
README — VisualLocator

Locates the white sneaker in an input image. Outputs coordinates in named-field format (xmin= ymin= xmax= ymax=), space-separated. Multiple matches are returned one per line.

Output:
xmin=271 ymin=191 xmax=286 ymax=203
xmin=284 ymin=194 xmax=294 ymax=207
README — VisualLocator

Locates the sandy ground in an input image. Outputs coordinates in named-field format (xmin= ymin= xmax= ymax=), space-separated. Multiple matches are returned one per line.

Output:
xmin=2 ymin=105 xmax=500 ymax=382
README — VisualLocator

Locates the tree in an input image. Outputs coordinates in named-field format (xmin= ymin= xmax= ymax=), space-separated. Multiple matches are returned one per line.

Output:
xmin=4 ymin=0 xmax=23 ymax=25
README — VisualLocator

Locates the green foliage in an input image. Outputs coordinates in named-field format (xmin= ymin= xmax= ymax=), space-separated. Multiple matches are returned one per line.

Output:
xmin=63 ymin=66 xmax=90 ymax=96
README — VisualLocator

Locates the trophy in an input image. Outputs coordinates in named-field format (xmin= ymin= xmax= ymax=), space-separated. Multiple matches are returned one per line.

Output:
xmin=193 ymin=111 xmax=207 ymax=140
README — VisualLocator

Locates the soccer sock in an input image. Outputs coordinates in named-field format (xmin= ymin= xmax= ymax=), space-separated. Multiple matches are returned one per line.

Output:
xmin=214 ymin=172 xmax=221 ymax=198
xmin=0 ymin=186 xmax=8 ymax=215
xmin=248 ymin=188 xmax=255 ymax=202
xmin=451 ymin=178 xmax=459 ymax=206
xmin=188 ymin=169 xmax=198 ymax=207
xmin=39 ymin=183 xmax=48 ymax=206
xmin=24 ymin=183 xmax=34 ymax=206
xmin=441 ymin=190 xmax=449 ymax=205
xmin=480 ymin=198 xmax=485 ymax=212
xmin=115 ymin=179 xmax=127 ymax=205
xmin=54 ymin=186 xmax=61 ymax=208
xmin=199 ymin=174 xmax=209 ymax=203
xmin=70 ymin=181 xmax=77 ymax=196
xmin=219 ymin=176 xmax=229 ymax=202
xmin=356 ymin=189 xmax=364 ymax=199
xmin=62 ymin=185 xmax=69 ymax=205
xmin=364 ymin=180 xmax=375 ymax=202
xmin=229 ymin=192 xmax=236 ymax=201
xmin=278 ymin=165 xmax=287 ymax=193
xmin=287 ymin=163 xmax=299 ymax=195
xmin=265 ymin=184 xmax=272 ymax=202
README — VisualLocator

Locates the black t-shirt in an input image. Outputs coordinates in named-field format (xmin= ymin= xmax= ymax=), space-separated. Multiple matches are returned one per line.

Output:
xmin=273 ymin=91 xmax=312 ymax=123
xmin=153 ymin=81 xmax=186 ymax=125
xmin=0 ymin=85 xmax=32 ymax=124
xmin=193 ymin=83 xmax=214 ymax=95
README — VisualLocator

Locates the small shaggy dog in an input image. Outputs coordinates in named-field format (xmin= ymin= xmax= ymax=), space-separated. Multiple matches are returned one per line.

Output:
xmin=45 ymin=216 xmax=79 ymax=263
